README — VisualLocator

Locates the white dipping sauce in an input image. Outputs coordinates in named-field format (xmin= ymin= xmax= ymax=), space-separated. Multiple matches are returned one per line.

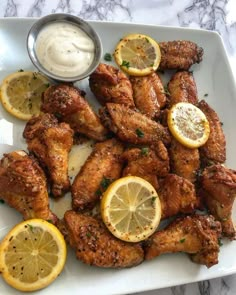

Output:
xmin=35 ymin=21 xmax=95 ymax=77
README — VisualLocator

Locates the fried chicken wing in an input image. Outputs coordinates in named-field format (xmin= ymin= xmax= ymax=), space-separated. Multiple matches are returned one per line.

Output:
xmin=169 ymin=137 xmax=200 ymax=183
xmin=0 ymin=151 xmax=57 ymax=223
xmin=41 ymin=84 xmax=108 ymax=141
xmin=198 ymin=100 xmax=226 ymax=166
xmin=145 ymin=214 xmax=221 ymax=268
xmin=130 ymin=73 xmax=167 ymax=119
xmin=99 ymin=103 xmax=171 ymax=145
xmin=72 ymin=138 xmax=124 ymax=211
xmin=89 ymin=63 xmax=134 ymax=107
xmin=61 ymin=210 xmax=144 ymax=268
xmin=159 ymin=40 xmax=203 ymax=70
xmin=201 ymin=164 xmax=236 ymax=239
xmin=23 ymin=113 xmax=74 ymax=197
xmin=158 ymin=174 xmax=199 ymax=219
xmin=167 ymin=71 xmax=198 ymax=107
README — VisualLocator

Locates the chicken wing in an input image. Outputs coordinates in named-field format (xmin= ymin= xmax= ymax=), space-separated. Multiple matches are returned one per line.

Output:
xmin=41 ymin=84 xmax=108 ymax=141
xmin=72 ymin=138 xmax=124 ymax=211
xmin=159 ymin=40 xmax=203 ymax=70
xmin=158 ymin=174 xmax=199 ymax=219
xmin=167 ymin=71 xmax=198 ymax=107
xmin=201 ymin=164 xmax=236 ymax=239
xmin=145 ymin=214 xmax=221 ymax=268
xmin=23 ymin=113 xmax=74 ymax=197
xmin=61 ymin=210 xmax=144 ymax=268
xmin=198 ymin=100 xmax=226 ymax=166
xmin=130 ymin=73 xmax=167 ymax=119
xmin=0 ymin=151 xmax=57 ymax=223
xmin=99 ymin=103 xmax=171 ymax=145
xmin=89 ymin=63 xmax=134 ymax=107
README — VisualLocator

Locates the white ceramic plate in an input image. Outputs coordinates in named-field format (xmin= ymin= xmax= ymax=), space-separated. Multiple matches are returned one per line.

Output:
xmin=0 ymin=18 xmax=236 ymax=295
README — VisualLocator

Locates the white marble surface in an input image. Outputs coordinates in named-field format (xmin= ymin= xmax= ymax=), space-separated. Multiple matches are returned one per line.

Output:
xmin=0 ymin=1 xmax=236 ymax=295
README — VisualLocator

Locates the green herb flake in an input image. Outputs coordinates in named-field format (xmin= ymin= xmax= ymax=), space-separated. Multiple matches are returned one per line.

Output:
xmin=104 ymin=53 xmax=112 ymax=62
xmin=27 ymin=224 xmax=34 ymax=232
xmin=204 ymin=93 xmax=208 ymax=97
xmin=218 ymin=238 xmax=223 ymax=247
xmin=101 ymin=177 xmax=112 ymax=190
xmin=86 ymin=232 xmax=91 ymax=238
xmin=18 ymin=69 xmax=24 ymax=72
xmin=145 ymin=37 xmax=150 ymax=43
xmin=151 ymin=196 xmax=156 ymax=204
xmin=0 ymin=199 xmax=5 ymax=204
xmin=121 ymin=60 xmax=130 ymax=68
xmin=136 ymin=128 xmax=144 ymax=138
xmin=95 ymin=188 xmax=102 ymax=197
xmin=141 ymin=147 xmax=149 ymax=156
xmin=220 ymin=121 xmax=224 ymax=126
xmin=33 ymin=73 xmax=37 ymax=80
xmin=45 ymin=83 xmax=50 ymax=88
xmin=179 ymin=238 xmax=185 ymax=243
xmin=163 ymin=85 xmax=170 ymax=96
xmin=47 ymin=219 xmax=53 ymax=224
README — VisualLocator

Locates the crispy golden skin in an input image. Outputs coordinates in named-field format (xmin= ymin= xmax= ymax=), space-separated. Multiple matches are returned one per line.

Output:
xmin=72 ymin=139 xmax=124 ymax=211
xmin=130 ymin=73 xmax=167 ymax=119
xmin=122 ymin=142 xmax=169 ymax=190
xmin=145 ymin=214 xmax=221 ymax=268
xmin=41 ymin=84 xmax=108 ymax=141
xmin=99 ymin=103 xmax=171 ymax=145
xmin=201 ymin=164 xmax=236 ymax=239
xmin=167 ymin=71 xmax=198 ymax=107
xmin=23 ymin=113 xmax=74 ymax=197
xmin=159 ymin=40 xmax=203 ymax=70
xmin=0 ymin=151 xmax=57 ymax=223
xmin=198 ymin=100 xmax=226 ymax=166
xmin=89 ymin=63 xmax=134 ymax=107
xmin=158 ymin=174 xmax=199 ymax=219
xmin=62 ymin=210 xmax=144 ymax=268
xmin=169 ymin=137 xmax=200 ymax=183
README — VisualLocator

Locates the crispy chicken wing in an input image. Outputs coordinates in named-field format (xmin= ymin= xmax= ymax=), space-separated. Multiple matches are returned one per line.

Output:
xmin=41 ymin=84 xmax=108 ymax=141
xmin=167 ymin=71 xmax=198 ymax=107
xmin=158 ymin=174 xmax=199 ymax=219
xmin=61 ymin=210 xmax=144 ymax=268
xmin=23 ymin=113 xmax=74 ymax=197
xmin=99 ymin=103 xmax=171 ymax=145
xmin=145 ymin=214 xmax=221 ymax=268
xmin=89 ymin=63 xmax=134 ymax=107
xmin=72 ymin=138 xmax=124 ymax=211
xmin=201 ymin=164 xmax=236 ymax=239
xmin=198 ymin=100 xmax=226 ymax=166
xmin=0 ymin=151 xmax=57 ymax=223
xmin=130 ymin=73 xmax=167 ymax=119
xmin=159 ymin=40 xmax=203 ymax=70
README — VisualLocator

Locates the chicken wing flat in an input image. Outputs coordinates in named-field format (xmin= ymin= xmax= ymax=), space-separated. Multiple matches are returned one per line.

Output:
xmin=130 ymin=73 xmax=167 ymax=119
xmin=159 ymin=40 xmax=203 ymax=70
xmin=122 ymin=142 xmax=169 ymax=190
xmin=62 ymin=210 xmax=144 ymax=268
xmin=201 ymin=164 xmax=236 ymax=239
xmin=158 ymin=174 xmax=199 ymax=219
xmin=0 ymin=151 xmax=57 ymax=223
xmin=41 ymin=84 xmax=108 ymax=141
xmin=89 ymin=63 xmax=134 ymax=107
xmin=198 ymin=100 xmax=226 ymax=166
xmin=23 ymin=113 xmax=74 ymax=197
xmin=99 ymin=103 xmax=171 ymax=145
xmin=167 ymin=71 xmax=198 ymax=107
xmin=72 ymin=138 xmax=124 ymax=211
xmin=169 ymin=137 xmax=200 ymax=183
xmin=145 ymin=214 xmax=221 ymax=268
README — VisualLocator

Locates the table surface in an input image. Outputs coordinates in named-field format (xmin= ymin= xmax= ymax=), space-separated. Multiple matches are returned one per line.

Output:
xmin=0 ymin=1 xmax=236 ymax=295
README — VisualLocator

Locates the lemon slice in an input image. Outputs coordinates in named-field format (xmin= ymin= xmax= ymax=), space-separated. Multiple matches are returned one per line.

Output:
xmin=167 ymin=102 xmax=210 ymax=148
xmin=0 ymin=219 xmax=66 ymax=292
xmin=0 ymin=71 xmax=50 ymax=120
xmin=101 ymin=176 xmax=161 ymax=242
xmin=113 ymin=34 xmax=161 ymax=76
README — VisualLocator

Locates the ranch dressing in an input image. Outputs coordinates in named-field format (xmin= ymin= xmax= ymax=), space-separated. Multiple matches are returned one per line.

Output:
xmin=35 ymin=21 xmax=95 ymax=77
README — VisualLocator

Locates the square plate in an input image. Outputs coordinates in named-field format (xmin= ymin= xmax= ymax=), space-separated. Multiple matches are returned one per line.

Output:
xmin=0 ymin=18 xmax=236 ymax=295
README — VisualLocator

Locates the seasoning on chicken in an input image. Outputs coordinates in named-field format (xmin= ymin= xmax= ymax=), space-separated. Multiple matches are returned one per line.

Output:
xmin=72 ymin=138 xmax=124 ymax=211
xmin=23 ymin=113 xmax=74 ymax=197
xmin=61 ymin=210 xmax=144 ymax=268
xmin=159 ymin=40 xmax=203 ymax=70
xmin=99 ymin=103 xmax=171 ymax=145
xmin=130 ymin=72 xmax=167 ymax=119
xmin=145 ymin=214 xmax=222 ymax=268
xmin=198 ymin=100 xmax=226 ymax=166
xmin=89 ymin=63 xmax=134 ymax=107
xmin=201 ymin=164 xmax=236 ymax=239
xmin=0 ymin=151 xmax=57 ymax=223
xmin=41 ymin=84 xmax=108 ymax=141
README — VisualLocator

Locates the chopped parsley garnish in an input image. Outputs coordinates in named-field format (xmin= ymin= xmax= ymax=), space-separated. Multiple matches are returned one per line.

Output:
xmin=218 ymin=238 xmax=223 ymax=247
xmin=0 ymin=199 xmax=5 ymax=204
xmin=179 ymin=238 xmax=186 ymax=243
xmin=104 ymin=53 xmax=112 ymax=62
xmin=163 ymin=85 xmax=170 ymax=96
xmin=141 ymin=147 xmax=149 ymax=156
xmin=121 ymin=60 xmax=130 ymax=68
xmin=86 ymin=232 xmax=92 ymax=238
xmin=220 ymin=121 xmax=224 ymax=126
xmin=204 ymin=93 xmax=208 ymax=97
xmin=33 ymin=73 xmax=38 ymax=80
xmin=151 ymin=196 xmax=156 ymax=204
xmin=145 ymin=37 xmax=150 ymax=43
xmin=27 ymin=224 xmax=34 ymax=232
xmin=101 ymin=177 xmax=112 ymax=190
xmin=47 ymin=219 xmax=53 ymax=224
xmin=45 ymin=83 xmax=50 ymax=88
xmin=136 ymin=128 xmax=144 ymax=138
xmin=18 ymin=69 xmax=24 ymax=72
xmin=95 ymin=188 xmax=102 ymax=197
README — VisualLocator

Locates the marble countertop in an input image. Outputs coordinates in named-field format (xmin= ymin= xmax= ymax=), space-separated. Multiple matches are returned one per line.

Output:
xmin=0 ymin=1 xmax=236 ymax=295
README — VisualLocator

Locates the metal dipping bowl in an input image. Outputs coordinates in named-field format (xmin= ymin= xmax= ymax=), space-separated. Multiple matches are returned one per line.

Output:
xmin=27 ymin=13 xmax=102 ymax=82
